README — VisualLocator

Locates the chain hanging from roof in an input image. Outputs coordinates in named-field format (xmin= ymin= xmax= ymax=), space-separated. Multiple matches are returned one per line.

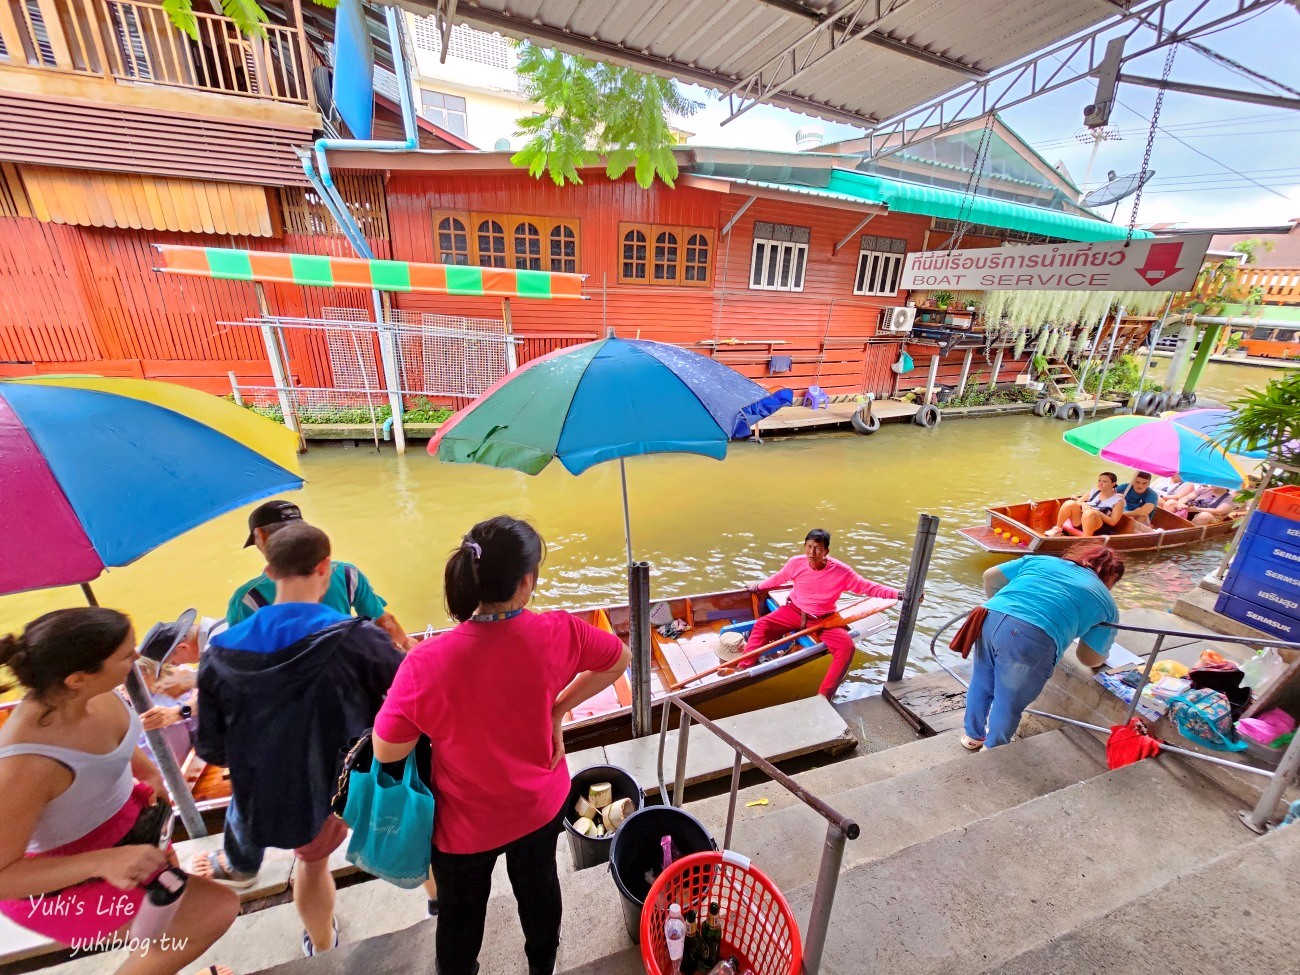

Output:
xmin=1125 ymin=42 xmax=1179 ymax=246
xmin=946 ymin=115 xmax=996 ymax=254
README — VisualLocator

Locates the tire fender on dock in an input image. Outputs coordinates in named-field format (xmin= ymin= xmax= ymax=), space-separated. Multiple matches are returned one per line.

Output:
xmin=913 ymin=404 xmax=941 ymax=428
xmin=850 ymin=407 xmax=880 ymax=435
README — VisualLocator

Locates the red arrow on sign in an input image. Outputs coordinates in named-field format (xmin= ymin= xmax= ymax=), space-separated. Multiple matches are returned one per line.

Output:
xmin=1135 ymin=242 xmax=1184 ymax=286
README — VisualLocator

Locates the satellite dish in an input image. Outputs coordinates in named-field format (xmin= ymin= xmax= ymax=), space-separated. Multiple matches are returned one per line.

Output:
xmin=1080 ymin=169 xmax=1153 ymax=208
xmin=494 ymin=138 xmax=512 ymax=151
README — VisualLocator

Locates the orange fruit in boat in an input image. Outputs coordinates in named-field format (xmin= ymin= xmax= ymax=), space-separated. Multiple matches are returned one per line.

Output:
xmin=1010 ymin=535 xmax=1020 ymax=544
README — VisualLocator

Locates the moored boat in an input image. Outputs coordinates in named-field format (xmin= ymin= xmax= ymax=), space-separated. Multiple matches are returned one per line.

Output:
xmin=958 ymin=497 xmax=1240 ymax=554
xmin=184 ymin=586 xmax=893 ymax=815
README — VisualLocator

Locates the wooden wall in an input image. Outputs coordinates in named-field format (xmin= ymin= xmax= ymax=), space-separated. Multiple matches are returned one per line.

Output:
xmin=383 ymin=169 xmax=980 ymax=396
xmin=0 ymin=216 xmax=385 ymax=392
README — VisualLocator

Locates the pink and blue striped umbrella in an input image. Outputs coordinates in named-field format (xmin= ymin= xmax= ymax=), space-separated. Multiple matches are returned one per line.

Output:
xmin=0 ymin=376 xmax=302 ymax=596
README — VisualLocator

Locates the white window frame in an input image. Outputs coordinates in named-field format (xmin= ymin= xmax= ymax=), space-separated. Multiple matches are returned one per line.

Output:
xmin=750 ymin=234 xmax=808 ymax=292
xmin=854 ymin=249 xmax=905 ymax=296
xmin=420 ymin=89 xmax=468 ymax=139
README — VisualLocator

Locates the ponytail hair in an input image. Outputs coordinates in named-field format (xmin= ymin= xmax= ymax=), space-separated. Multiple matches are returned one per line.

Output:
xmin=444 ymin=515 xmax=546 ymax=623
xmin=0 ymin=608 xmax=132 ymax=699
xmin=1061 ymin=545 xmax=1126 ymax=587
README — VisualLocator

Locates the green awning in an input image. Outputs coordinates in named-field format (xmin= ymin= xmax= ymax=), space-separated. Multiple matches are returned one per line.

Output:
xmin=827 ymin=170 xmax=1152 ymax=243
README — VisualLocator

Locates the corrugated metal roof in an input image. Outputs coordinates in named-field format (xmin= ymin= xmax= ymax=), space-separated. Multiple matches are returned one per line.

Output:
xmin=393 ymin=0 xmax=1129 ymax=126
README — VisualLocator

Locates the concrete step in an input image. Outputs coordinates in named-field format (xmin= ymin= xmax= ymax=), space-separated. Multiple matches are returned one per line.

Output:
xmin=786 ymin=754 xmax=1251 ymax=975
xmin=683 ymin=729 xmax=969 ymax=837
xmin=981 ymin=821 xmax=1299 ymax=975
xmin=1173 ymin=585 xmax=1274 ymax=640
xmin=697 ymin=728 xmax=1109 ymax=893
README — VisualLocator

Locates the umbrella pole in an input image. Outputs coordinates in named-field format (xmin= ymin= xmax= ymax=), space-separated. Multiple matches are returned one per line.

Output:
xmin=82 ymin=584 xmax=209 ymax=839
xmin=619 ymin=458 xmax=633 ymax=566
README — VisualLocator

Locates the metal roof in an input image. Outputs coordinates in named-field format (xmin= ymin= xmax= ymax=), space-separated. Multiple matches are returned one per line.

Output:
xmin=394 ymin=0 xmax=1135 ymax=127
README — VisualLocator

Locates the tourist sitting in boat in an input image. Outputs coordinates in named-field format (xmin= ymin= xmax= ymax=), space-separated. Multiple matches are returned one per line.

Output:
xmin=1153 ymin=474 xmax=1196 ymax=511
xmin=1116 ymin=472 xmax=1160 ymax=525
xmin=741 ymin=529 xmax=901 ymax=700
xmin=1046 ymin=472 xmax=1127 ymax=537
xmin=196 ymin=524 xmax=405 ymax=957
xmin=960 ymin=546 xmax=1124 ymax=750
xmin=0 ymin=607 xmax=240 ymax=974
xmin=228 ymin=500 xmax=412 ymax=650
xmin=371 ymin=515 xmax=631 ymax=975
xmin=1167 ymin=484 xmax=1239 ymax=525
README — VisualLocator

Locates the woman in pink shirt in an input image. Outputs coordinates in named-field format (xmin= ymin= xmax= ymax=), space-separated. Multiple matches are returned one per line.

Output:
xmin=743 ymin=529 xmax=902 ymax=699
xmin=372 ymin=516 xmax=630 ymax=975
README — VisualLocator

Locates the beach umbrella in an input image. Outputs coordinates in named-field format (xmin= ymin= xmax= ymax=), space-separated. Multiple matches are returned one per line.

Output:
xmin=0 ymin=375 xmax=302 ymax=596
xmin=0 ymin=374 xmax=302 ymax=837
xmin=429 ymin=336 xmax=787 ymax=561
xmin=1063 ymin=415 xmax=1257 ymax=488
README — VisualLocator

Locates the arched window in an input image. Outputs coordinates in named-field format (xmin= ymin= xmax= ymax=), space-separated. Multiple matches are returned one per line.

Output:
xmin=684 ymin=233 xmax=710 ymax=283
xmin=513 ymin=222 xmax=542 ymax=271
xmin=622 ymin=228 xmax=648 ymax=281
xmin=477 ymin=219 xmax=506 ymax=267
xmin=549 ymin=224 xmax=577 ymax=273
xmin=653 ymin=231 xmax=679 ymax=281
xmin=436 ymin=216 xmax=469 ymax=265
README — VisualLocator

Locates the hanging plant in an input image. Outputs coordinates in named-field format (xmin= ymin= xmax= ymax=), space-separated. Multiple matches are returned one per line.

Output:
xmin=1033 ymin=327 xmax=1048 ymax=357
xmin=1013 ymin=328 xmax=1028 ymax=358
xmin=1055 ymin=329 xmax=1072 ymax=358
xmin=1072 ymin=330 xmax=1089 ymax=356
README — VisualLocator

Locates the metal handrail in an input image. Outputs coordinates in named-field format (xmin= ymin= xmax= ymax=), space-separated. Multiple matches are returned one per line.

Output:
xmin=927 ymin=612 xmax=1300 ymax=833
xmin=655 ymin=695 xmax=858 ymax=975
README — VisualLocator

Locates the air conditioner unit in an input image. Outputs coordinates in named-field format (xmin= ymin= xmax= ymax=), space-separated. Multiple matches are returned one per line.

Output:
xmin=880 ymin=306 xmax=916 ymax=334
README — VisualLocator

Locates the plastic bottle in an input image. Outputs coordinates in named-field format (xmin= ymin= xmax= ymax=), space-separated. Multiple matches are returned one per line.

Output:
xmin=664 ymin=903 xmax=687 ymax=974
xmin=130 ymin=867 xmax=187 ymax=942
xmin=706 ymin=957 xmax=740 ymax=975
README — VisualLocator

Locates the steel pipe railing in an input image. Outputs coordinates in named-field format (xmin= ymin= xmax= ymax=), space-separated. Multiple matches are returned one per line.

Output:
xmin=656 ymin=695 xmax=859 ymax=975
xmin=928 ymin=612 xmax=1300 ymax=831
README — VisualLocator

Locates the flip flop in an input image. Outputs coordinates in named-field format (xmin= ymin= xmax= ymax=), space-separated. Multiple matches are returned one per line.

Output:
xmin=189 ymin=851 xmax=258 ymax=890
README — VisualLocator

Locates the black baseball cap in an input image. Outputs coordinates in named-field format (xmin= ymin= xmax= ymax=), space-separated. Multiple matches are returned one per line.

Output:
xmin=243 ymin=499 xmax=303 ymax=547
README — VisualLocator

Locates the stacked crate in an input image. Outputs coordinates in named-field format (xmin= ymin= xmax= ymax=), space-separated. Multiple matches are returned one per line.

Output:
xmin=1215 ymin=486 xmax=1300 ymax=640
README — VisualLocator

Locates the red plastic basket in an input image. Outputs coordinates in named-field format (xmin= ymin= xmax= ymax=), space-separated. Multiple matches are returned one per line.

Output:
xmin=640 ymin=850 xmax=801 ymax=975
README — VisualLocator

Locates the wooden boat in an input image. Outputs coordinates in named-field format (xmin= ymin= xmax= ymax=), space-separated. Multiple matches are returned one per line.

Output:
xmin=958 ymin=497 xmax=1240 ymax=555
xmin=185 ymin=586 xmax=893 ymax=815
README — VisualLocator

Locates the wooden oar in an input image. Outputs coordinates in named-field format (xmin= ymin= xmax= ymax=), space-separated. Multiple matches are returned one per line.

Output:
xmin=669 ymin=596 xmax=898 ymax=691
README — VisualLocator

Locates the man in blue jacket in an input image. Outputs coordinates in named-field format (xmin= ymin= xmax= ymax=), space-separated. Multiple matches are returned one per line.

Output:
xmin=196 ymin=523 xmax=403 ymax=957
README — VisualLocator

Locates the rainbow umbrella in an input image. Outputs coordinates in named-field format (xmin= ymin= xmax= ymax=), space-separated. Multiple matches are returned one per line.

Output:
xmin=429 ymin=337 xmax=786 ymax=560
xmin=1063 ymin=414 xmax=1256 ymax=488
xmin=0 ymin=375 xmax=302 ymax=596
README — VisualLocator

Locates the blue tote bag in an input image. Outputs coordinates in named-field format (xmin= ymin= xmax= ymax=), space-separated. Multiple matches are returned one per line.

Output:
xmin=342 ymin=751 xmax=435 ymax=888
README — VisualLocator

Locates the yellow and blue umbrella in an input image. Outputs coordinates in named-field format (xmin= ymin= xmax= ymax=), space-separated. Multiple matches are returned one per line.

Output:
xmin=0 ymin=375 xmax=302 ymax=596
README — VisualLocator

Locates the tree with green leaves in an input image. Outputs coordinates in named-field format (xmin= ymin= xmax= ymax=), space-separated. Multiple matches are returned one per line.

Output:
xmin=161 ymin=0 xmax=334 ymax=40
xmin=1218 ymin=369 xmax=1300 ymax=466
xmin=512 ymin=43 xmax=701 ymax=189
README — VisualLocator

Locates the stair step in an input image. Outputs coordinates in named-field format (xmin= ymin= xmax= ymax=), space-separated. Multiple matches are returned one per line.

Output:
xmin=684 ymin=729 xmax=967 ymax=834
xmin=981 ymin=823 xmax=1298 ymax=974
xmin=787 ymin=754 xmax=1249 ymax=974
xmin=700 ymin=728 xmax=1108 ymax=892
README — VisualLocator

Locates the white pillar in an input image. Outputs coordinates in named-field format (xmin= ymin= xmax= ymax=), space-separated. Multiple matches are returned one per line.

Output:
xmin=372 ymin=290 xmax=405 ymax=453
xmin=988 ymin=349 xmax=1004 ymax=391
xmin=957 ymin=348 xmax=974 ymax=396
xmin=923 ymin=351 xmax=941 ymax=406
xmin=1164 ymin=320 xmax=1196 ymax=393
xmin=255 ymin=283 xmax=301 ymax=445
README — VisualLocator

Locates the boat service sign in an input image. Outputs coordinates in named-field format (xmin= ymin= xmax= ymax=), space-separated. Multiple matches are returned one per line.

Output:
xmin=899 ymin=235 xmax=1212 ymax=293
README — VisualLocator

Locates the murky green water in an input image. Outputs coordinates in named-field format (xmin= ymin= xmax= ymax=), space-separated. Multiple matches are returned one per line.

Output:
xmin=2 ymin=362 xmax=1286 ymax=700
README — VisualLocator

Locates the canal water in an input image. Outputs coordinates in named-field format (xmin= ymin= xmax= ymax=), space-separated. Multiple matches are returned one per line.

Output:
xmin=0 ymin=361 xmax=1285 ymax=701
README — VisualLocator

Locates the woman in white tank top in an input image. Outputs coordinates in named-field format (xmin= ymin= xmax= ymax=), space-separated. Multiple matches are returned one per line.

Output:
xmin=0 ymin=608 xmax=238 ymax=974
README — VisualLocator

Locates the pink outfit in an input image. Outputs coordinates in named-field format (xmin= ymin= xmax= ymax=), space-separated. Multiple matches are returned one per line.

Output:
xmin=746 ymin=556 xmax=898 ymax=697
xmin=374 ymin=609 xmax=623 ymax=855
xmin=756 ymin=556 xmax=899 ymax=616
xmin=0 ymin=781 xmax=153 ymax=945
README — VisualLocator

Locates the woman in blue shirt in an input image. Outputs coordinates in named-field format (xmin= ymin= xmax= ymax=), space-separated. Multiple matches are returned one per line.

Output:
xmin=962 ymin=546 xmax=1125 ymax=750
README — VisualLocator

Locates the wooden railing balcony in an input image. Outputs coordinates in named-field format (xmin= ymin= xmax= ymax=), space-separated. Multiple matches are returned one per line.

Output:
xmin=0 ymin=0 xmax=311 ymax=105
xmin=1237 ymin=266 xmax=1300 ymax=307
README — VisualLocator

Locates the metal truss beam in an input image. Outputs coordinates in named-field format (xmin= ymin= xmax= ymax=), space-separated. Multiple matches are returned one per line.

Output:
xmin=724 ymin=0 xmax=985 ymax=125
xmin=1118 ymin=73 xmax=1300 ymax=110
xmin=863 ymin=0 xmax=1283 ymax=158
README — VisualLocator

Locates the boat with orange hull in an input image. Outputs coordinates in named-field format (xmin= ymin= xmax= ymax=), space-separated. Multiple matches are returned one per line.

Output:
xmin=157 ymin=586 xmax=892 ymax=816
xmin=958 ymin=497 xmax=1240 ymax=555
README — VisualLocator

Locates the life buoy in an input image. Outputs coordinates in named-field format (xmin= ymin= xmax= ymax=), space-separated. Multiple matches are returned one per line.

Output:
xmin=913 ymin=404 xmax=941 ymax=428
xmin=1057 ymin=403 xmax=1084 ymax=422
xmin=850 ymin=407 xmax=880 ymax=435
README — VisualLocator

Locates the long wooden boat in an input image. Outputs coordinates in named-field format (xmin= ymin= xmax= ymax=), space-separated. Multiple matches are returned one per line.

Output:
xmin=182 ymin=586 xmax=893 ymax=815
xmin=958 ymin=497 xmax=1240 ymax=555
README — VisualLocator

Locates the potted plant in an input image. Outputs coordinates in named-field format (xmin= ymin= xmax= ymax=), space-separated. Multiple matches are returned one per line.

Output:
xmin=932 ymin=290 xmax=954 ymax=311
xmin=1226 ymin=331 xmax=1247 ymax=359
xmin=1028 ymin=353 xmax=1048 ymax=391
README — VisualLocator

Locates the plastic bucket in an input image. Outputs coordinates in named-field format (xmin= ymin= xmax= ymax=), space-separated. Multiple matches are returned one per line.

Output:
xmin=609 ymin=805 xmax=716 ymax=944
xmin=563 ymin=765 xmax=642 ymax=871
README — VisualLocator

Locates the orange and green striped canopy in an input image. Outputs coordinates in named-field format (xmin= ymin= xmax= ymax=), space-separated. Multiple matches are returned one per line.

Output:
xmin=154 ymin=245 xmax=586 ymax=300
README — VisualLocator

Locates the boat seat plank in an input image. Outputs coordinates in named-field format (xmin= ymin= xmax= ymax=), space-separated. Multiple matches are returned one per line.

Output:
xmin=653 ymin=635 xmax=700 ymax=682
